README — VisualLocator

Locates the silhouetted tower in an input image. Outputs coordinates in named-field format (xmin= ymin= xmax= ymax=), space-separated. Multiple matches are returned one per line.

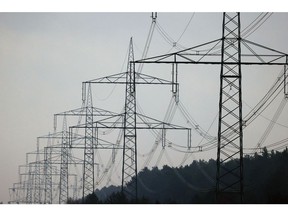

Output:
xmin=216 ymin=12 xmax=243 ymax=203
xmin=34 ymin=140 xmax=41 ymax=203
xmin=44 ymin=133 xmax=53 ymax=204
xmin=122 ymin=38 xmax=137 ymax=200
xmin=136 ymin=12 xmax=288 ymax=204
xmin=59 ymin=115 xmax=69 ymax=204
xmin=81 ymin=37 xmax=190 ymax=202
xmin=26 ymin=163 xmax=34 ymax=204
xmin=83 ymin=83 xmax=95 ymax=199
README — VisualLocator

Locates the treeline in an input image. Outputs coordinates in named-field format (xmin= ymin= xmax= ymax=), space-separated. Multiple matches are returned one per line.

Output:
xmin=67 ymin=148 xmax=288 ymax=204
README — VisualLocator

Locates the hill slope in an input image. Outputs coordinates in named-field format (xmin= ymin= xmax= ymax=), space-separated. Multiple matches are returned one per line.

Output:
xmin=69 ymin=148 xmax=288 ymax=204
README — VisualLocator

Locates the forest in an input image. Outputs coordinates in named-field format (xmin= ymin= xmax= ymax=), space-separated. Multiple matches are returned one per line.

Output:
xmin=67 ymin=148 xmax=288 ymax=204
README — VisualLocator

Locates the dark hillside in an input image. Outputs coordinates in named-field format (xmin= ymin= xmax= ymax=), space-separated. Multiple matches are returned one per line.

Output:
xmin=68 ymin=148 xmax=288 ymax=204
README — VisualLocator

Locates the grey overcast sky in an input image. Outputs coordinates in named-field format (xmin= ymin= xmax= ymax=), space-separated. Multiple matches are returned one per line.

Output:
xmin=0 ymin=11 xmax=288 ymax=204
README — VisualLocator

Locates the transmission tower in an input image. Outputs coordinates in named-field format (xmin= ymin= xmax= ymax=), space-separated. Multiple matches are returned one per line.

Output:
xmin=44 ymin=133 xmax=53 ymax=204
xmin=122 ymin=38 xmax=137 ymax=199
xmin=33 ymin=140 xmax=42 ymax=203
xmin=10 ymin=12 xmax=287 ymax=204
xmin=135 ymin=12 xmax=288 ymax=203
xmin=26 ymin=132 xmax=80 ymax=203
xmin=59 ymin=115 xmax=69 ymax=204
xmin=26 ymin=163 xmax=34 ymax=204
xmin=83 ymin=83 xmax=95 ymax=200
xmin=78 ymin=37 xmax=191 ymax=201
xmin=216 ymin=13 xmax=243 ymax=203
xmin=53 ymin=94 xmax=118 ymax=201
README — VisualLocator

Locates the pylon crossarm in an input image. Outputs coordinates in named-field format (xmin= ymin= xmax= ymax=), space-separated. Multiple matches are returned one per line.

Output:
xmin=240 ymin=39 xmax=288 ymax=64
xmin=135 ymin=38 xmax=222 ymax=64
xmin=134 ymin=72 xmax=178 ymax=85
xmin=135 ymin=37 xmax=288 ymax=66
xmin=69 ymin=114 xmax=123 ymax=130
xmin=69 ymin=112 xmax=190 ymax=130
xmin=37 ymin=131 xmax=83 ymax=140
xmin=84 ymin=72 xmax=177 ymax=85
xmin=136 ymin=113 xmax=191 ymax=130
xmin=84 ymin=72 xmax=127 ymax=84
xmin=54 ymin=107 xmax=117 ymax=117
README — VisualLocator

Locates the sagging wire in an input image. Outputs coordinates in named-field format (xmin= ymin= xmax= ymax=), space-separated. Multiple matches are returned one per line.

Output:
xmin=253 ymin=97 xmax=287 ymax=153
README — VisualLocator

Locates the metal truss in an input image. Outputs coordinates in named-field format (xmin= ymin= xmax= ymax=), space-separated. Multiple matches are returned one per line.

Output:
xmin=33 ymin=141 xmax=41 ymax=204
xmin=82 ymin=37 xmax=187 ymax=201
xmin=82 ymin=83 xmax=95 ymax=200
xmin=10 ymin=12 xmax=287 ymax=204
xmin=41 ymin=130 xmax=116 ymax=203
xmin=19 ymin=163 xmax=59 ymax=204
xmin=69 ymin=111 xmax=192 ymax=201
xmin=54 ymin=94 xmax=118 ymax=202
xmin=134 ymin=12 xmax=288 ymax=203
xmin=44 ymin=136 xmax=53 ymax=204
xmin=216 ymin=13 xmax=243 ymax=203
xmin=11 ymin=131 xmax=83 ymax=204
xmin=122 ymin=39 xmax=137 ymax=200
xmin=41 ymin=132 xmax=82 ymax=203
xmin=9 ymin=182 xmax=27 ymax=204
xmin=135 ymin=39 xmax=288 ymax=66
xmin=83 ymin=71 xmax=179 ymax=85
xmin=59 ymin=115 xmax=69 ymax=204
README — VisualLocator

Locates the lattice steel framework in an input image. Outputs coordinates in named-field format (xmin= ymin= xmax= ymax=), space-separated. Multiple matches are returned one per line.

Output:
xmin=216 ymin=12 xmax=243 ymax=203
xmin=26 ymin=164 xmax=34 ymax=204
xmin=83 ymin=83 xmax=95 ymax=199
xmin=54 ymin=102 xmax=118 ymax=202
xmin=122 ymin=38 xmax=137 ymax=200
xmin=10 ymin=12 xmax=288 ymax=204
xmin=59 ymin=115 xmax=69 ymax=204
xmin=79 ymin=37 xmax=194 ymax=202
xmin=33 ymin=141 xmax=41 ymax=203
xmin=135 ymin=12 xmax=288 ymax=203
xmin=44 ymin=134 xmax=53 ymax=204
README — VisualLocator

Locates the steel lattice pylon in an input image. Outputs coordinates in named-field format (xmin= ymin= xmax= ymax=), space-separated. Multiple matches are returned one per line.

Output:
xmin=10 ymin=13 xmax=288 ymax=204
xmin=26 ymin=164 xmax=34 ymax=204
xmin=44 ymin=134 xmax=53 ymax=204
xmin=135 ymin=12 xmax=288 ymax=203
xmin=34 ymin=141 xmax=41 ymax=203
xmin=79 ymin=37 xmax=189 ymax=202
xmin=122 ymin=38 xmax=137 ymax=200
xmin=216 ymin=12 xmax=243 ymax=203
xmin=83 ymin=83 xmax=95 ymax=199
xmin=59 ymin=115 xmax=69 ymax=204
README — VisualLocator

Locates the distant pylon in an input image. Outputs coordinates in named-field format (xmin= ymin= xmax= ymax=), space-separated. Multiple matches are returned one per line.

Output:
xmin=26 ymin=163 xmax=34 ymax=204
xmin=59 ymin=115 xmax=69 ymax=203
xmin=216 ymin=12 xmax=243 ymax=203
xmin=44 ymin=133 xmax=53 ymax=204
xmin=34 ymin=139 xmax=41 ymax=203
xmin=135 ymin=12 xmax=288 ymax=203
xmin=83 ymin=83 xmax=95 ymax=200
xmin=122 ymin=37 xmax=138 ymax=201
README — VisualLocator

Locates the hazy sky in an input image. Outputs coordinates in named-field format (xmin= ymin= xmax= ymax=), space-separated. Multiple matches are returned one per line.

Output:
xmin=1 ymin=12 xmax=288 ymax=204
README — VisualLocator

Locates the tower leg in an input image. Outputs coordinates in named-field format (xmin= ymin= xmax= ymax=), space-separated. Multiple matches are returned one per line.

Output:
xmin=83 ymin=83 xmax=95 ymax=201
xmin=122 ymin=38 xmax=138 ymax=202
xmin=59 ymin=115 xmax=69 ymax=204
xmin=216 ymin=12 xmax=243 ymax=204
